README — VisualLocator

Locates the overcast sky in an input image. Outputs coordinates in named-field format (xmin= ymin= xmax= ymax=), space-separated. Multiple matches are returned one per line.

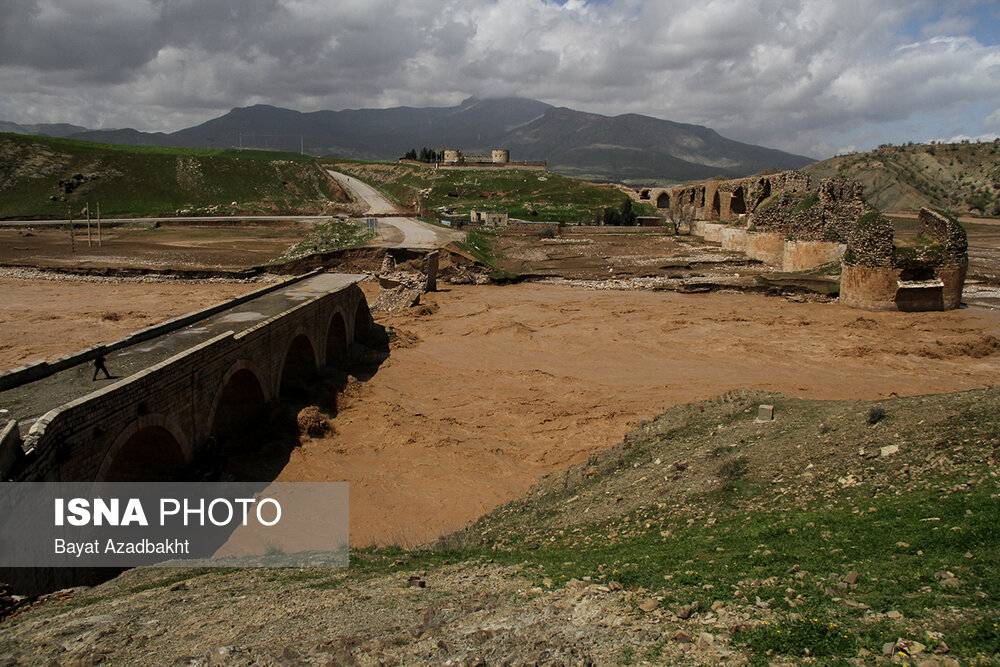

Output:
xmin=1 ymin=0 xmax=999 ymax=158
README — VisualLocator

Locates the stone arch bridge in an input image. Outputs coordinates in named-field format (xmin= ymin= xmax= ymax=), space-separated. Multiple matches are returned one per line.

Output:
xmin=0 ymin=272 xmax=373 ymax=483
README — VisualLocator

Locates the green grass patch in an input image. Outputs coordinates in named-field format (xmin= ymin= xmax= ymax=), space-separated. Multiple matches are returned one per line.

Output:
xmin=456 ymin=228 xmax=497 ymax=267
xmin=322 ymin=159 xmax=656 ymax=224
xmin=277 ymin=219 xmax=374 ymax=260
xmin=0 ymin=132 xmax=345 ymax=219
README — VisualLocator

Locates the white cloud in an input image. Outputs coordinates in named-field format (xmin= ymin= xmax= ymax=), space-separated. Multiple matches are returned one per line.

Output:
xmin=1 ymin=0 xmax=999 ymax=157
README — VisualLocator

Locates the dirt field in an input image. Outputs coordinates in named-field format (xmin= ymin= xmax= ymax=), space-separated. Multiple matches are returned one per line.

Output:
xmin=0 ymin=222 xmax=309 ymax=271
xmin=275 ymin=282 xmax=1000 ymax=547
xmin=0 ymin=277 xmax=258 ymax=369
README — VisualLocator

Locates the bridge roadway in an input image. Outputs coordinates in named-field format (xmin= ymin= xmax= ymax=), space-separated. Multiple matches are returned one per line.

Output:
xmin=0 ymin=272 xmax=371 ymax=482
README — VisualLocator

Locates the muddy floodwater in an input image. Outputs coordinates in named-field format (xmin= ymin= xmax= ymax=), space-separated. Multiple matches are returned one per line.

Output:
xmin=2 ymin=279 xmax=999 ymax=547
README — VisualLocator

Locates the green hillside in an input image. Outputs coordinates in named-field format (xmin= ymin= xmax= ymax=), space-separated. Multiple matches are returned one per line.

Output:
xmin=0 ymin=133 xmax=349 ymax=219
xmin=805 ymin=140 xmax=1000 ymax=214
xmin=323 ymin=158 xmax=656 ymax=224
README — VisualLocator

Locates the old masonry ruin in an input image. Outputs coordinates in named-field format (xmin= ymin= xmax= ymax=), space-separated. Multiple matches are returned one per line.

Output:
xmin=640 ymin=172 xmax=968 ymax=311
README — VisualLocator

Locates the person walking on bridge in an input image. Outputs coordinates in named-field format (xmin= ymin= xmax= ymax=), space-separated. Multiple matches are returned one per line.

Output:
xmin=92 ymin=348 xmax=111 ymax=381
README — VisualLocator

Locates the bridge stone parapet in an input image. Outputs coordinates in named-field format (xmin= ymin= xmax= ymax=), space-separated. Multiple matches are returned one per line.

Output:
xmin=0 ymin=271 xmax=323 ymax=394
xmin=4 ymin=274 xmax=371 ymax=483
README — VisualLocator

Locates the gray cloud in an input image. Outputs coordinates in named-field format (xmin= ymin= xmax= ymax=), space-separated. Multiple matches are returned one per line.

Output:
xmin=1 ymin=0 xmax=998 ymax=157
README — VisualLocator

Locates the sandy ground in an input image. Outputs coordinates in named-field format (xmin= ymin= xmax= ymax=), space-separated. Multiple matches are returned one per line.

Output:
xmin=0 ymin=223 xmax=307 ymax=270
xmin=2 ymin=278 xmax=999 ymax=548
xmin=0 ymin=279 xmax=257 ymax=369
xmin=274 ymin=283 xmax=1000 ymax=547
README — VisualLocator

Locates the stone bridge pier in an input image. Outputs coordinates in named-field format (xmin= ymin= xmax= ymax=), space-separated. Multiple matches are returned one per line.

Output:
xmin=4 ymin=274 xmax=374 ymax=483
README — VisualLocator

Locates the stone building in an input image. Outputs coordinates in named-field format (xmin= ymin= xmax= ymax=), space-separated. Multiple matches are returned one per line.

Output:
xmin=470 ymin=210 xmax=509 ymax=227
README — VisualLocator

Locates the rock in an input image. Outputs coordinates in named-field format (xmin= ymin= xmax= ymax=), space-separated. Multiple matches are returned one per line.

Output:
xmin=675 ymin=461 xmax=689 ymax=471
xmin=939 ymin=577 xmax=962 ymax=588
xmin=676 ymin=604 xmax=697 ymax=619
xmin=897 ymin=542 xmax=910 ymax=548
xmin=883 ymin=642 xmax=896 ymax=656
xmin=895 ymin=639 xmax=926 ymax=656
xmin=169 ymin=581 xmax=188 ymax=592
xmin=881 ymin=444 xmax=900 ymax=458
xmin=844 ymin=571 xmax=859 ymax=585
xmin=674 ymin=630 xmax=694 ymax=643
xmin=756 ymin=404 xmax=774 ymax=421
xmin=886 ymin=611 xmax=904 ymax=620
xmin=407 ymin=575 xmax=426 ymax=588
xmin=638 ymin=599 xmax=659 ymax=613
xmin=696 ymin=632 xmax=714 ymax=649
xmin=711 ymin=600 xmax=725 ymax=611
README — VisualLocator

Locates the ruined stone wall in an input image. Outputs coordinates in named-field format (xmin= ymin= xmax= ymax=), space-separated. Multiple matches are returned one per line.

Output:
xmin=749 ymin=177 xmax=872 ymax=243
xmin=658 ymin=171 xmax=811 ymax=224
xmin=918 ymin=208 xmax=968 ymax=266
xmin=844 ymin=212 xmax=895 ymax=267
xmin=840 ymin=208 xmax=968 ymax=311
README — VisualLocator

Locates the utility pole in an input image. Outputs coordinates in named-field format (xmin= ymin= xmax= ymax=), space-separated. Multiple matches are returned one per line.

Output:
xmin=97 ymin=202 xmax=102 ymax=247
xmin=86 ymin=203 xmax=92 ymax=246
xmin=300 ymin=135 xmax=304 ymax=155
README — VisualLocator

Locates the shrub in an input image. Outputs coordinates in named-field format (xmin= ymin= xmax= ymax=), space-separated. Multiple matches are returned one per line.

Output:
xmin=867 ymin=405 xmax=887 ymax=425
xmin=297 ymin=406 xmax=331 ymax=438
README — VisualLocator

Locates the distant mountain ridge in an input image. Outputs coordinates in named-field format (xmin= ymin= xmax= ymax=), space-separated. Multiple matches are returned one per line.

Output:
xmin=2 ymin=97 xmax=813 ymax=183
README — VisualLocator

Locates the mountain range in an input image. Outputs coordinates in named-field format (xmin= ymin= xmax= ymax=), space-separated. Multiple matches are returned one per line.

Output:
xmin=1 ymin=97 xmax=813 ymax=184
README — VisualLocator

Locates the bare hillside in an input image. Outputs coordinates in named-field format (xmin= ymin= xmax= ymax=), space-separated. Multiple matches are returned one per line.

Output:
xmin=805 ymin=141 xmax=1000 ymax=214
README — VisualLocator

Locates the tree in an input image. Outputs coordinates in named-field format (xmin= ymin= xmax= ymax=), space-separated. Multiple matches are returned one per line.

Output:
xmin=618 ymin=198 xmax=637 ymax=226
xmin=403 ymin=148 xmax=417 ymax=160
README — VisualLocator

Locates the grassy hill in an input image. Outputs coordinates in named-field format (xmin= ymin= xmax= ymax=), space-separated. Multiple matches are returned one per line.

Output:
xmin=805 ymin=141 xmax=1000 ymax=215
xmin=0 ymin=133 xmax=349 ymax=219
xmin=3 ymin=388 xmax=996 ymax=664
xmin=323 ymin=158 xmax=656 ymax=224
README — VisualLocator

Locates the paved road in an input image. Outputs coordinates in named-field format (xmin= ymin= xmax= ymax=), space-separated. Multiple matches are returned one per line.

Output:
xmin=326 ymin=170 xmax=464 ymax=248
xmin=0 ymin=273 xmax=364 ymax=433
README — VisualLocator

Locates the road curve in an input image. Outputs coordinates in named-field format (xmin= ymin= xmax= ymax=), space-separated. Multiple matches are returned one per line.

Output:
xmin=326 ymin=169 xmax=464 ymax=249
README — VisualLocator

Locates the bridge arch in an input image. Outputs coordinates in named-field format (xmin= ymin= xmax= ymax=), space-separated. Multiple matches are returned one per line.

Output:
xmin=97 ymin=414 xmax=190 ymax=482
xmin=279 ymin=332 xmax=319 ymax=398
xmin=731 ymin=187 xmax=747 ymax=216
xmin=352 ymin=299 xmax=373 ymax=343
xmin=206 ymin=361 xmax=269 ymax=445
xmin=326 ymin=310 xmax=348 ymax=366
xmin=711 ymin=191 xmax=721 ymax=220
xmin=656 ymin=192 xmax=671 ymax=209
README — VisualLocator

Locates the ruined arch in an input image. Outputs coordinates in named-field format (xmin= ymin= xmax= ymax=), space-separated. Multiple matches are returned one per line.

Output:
xmin=731 ymin=187 xmax=747 ymax=216
xmin=639 ymin=189 xmax=651 ymax=200
xmin=207 ymin=363 xmax=268 ymax=445
xmin=279 ymin=333 xmax=318 ymax=398
xmin=98 ymin=414 xmax=190 ymax=482
xmin=656 ymin=192 xmax=671 ymax=209
xmin=711 ymin=191 xmax=721 ymax=220
xmin=326 ymin=310 xmax=348 ymax=366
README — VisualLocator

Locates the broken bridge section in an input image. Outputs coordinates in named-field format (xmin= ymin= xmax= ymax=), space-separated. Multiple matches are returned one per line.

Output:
xmin=0 ymin=272 xmax=374 ymax=482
